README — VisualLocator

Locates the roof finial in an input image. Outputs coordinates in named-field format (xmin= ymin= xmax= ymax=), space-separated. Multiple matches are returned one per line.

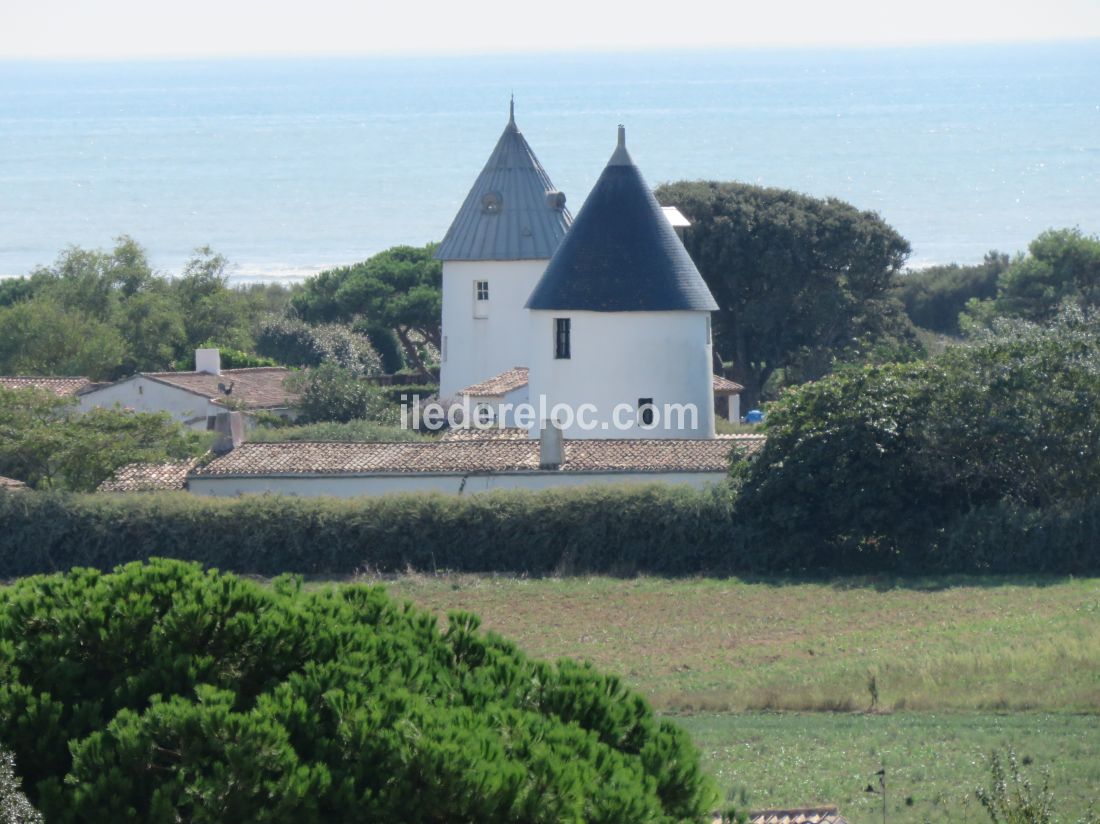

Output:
xmin=608 ymin=123 xmax=632 ymax=166
xmin=509 ymin=94 xmax=515 ymax=125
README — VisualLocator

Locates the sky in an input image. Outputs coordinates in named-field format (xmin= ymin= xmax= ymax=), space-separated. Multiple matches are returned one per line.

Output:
xmin=4 ymin=0 xmax=1100 ymax=60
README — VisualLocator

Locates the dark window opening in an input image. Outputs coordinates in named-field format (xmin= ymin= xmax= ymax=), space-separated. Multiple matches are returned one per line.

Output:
xmin=476 ymin=280 xmax=489 ymax=301
xmin=554 ymin=318 xmax=571 ymax=359
xmin=638 ymin=397 xmax=655 ymax=427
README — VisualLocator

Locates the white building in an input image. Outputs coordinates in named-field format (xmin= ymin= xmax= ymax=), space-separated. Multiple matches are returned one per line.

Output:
xmin=524 ymin=126 xmax=719 ymax=439
xmin=77 ymin=349 xmax=298 ymax=430
xmin=436 ymin=101 xmax=572 ymax=399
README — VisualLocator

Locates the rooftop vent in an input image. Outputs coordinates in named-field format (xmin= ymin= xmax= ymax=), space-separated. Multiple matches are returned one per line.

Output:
xmin=546 ymin=190 xmax=566 ymax=211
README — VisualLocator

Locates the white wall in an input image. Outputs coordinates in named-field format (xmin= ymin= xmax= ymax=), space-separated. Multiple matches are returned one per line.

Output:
xmin=439 ymin=259 xmax=548 ymax=398
xmin=526 ymin=310 xmax=715 ymax=439
xmin=78 ymin=377 xmax=222 ymax=429
xmin=465 ymin=384 xmax=530 ymax=429
xmin=187 ymin=470 xmax=724 ymax=498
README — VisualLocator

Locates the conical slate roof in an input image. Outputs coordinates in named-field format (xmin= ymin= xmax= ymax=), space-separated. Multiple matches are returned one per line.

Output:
xmin=436 ymin=102 xmax=572 ymax=261
xmin=525 ymin=126 xmax=718 ymax=312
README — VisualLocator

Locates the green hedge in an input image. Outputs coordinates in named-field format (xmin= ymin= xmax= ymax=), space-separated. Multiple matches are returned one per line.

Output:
xmin=1 ymin=487 xmax=1097 ymax=578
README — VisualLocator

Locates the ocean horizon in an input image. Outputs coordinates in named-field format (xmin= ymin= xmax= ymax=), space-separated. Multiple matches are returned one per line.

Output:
xmin=1 ymin=41 xmax=1098 ymax=283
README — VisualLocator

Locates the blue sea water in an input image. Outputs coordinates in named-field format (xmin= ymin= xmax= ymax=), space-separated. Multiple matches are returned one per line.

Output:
xmin=0 ymin=43 xmax=1098 ymax=282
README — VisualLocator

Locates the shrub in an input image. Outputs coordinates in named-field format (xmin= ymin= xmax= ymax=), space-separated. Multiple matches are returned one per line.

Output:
xmin=732 ymin=307 xmax=1100 ymax=566
xmin=256 ymin=316 xmax=382 ymax=375
xmin=0 ymin=485 xmax=1096 ymax=579
xmin=288 ymin=364 xmax=399 ymax=424
xmin=0 ymin=560 xmax=715 ymax=822
xmin=896 ymin=251 xmax=1007 ymax=334
xmin=172 ymin=342 xmax=278 ymax=371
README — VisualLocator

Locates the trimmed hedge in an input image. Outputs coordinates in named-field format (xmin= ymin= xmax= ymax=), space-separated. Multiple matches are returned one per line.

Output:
xmin=1 ymin=487 xmax=1097 ymax=578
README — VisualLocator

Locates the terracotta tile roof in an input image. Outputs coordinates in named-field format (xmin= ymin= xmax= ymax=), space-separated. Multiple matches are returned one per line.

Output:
xmin=0 ymin=376 xmax=92 ymax=396
xmin=192 ymin=436 xmax=765 ymax=477
xmin=142 ymin=367 xmax=298 ymax=410
xmin=712 ymin=375 xmax=745 ymax=394
xmin=748 ymin=807 xmax=848 ymax=824
xmin=440 ymin=427 xmax=530 ymax=441
xmin=98 ymin=459 xmax=199 ymax=493
xmin=0 ymin=475 xmax=27 ymax=490
xmin=456 ymin=367 xmax=740 ymax=399
xmin=457 ymin=367 xmax=529 ymax=398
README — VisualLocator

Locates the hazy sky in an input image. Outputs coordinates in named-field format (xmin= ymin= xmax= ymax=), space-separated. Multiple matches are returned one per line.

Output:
xmin=4 ymin=0 xmax=1100 ymax=59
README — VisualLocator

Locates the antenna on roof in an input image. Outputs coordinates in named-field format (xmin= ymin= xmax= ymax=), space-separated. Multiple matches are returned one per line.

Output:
xmin=509 ymin=94 xmax=515 ymax=125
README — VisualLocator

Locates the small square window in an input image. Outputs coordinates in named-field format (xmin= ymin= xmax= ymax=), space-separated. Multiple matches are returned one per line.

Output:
xmin=638 ymin=398 xmax=655 ymax=427
xmin=476 ymin=281 xmax=489 ymax=301
xmin=554 ymin=318 xmax=571 ymax=359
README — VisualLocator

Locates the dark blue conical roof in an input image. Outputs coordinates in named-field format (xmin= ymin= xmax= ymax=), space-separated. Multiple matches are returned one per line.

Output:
xmin=525 ymin=126 xmax=717 ymax=312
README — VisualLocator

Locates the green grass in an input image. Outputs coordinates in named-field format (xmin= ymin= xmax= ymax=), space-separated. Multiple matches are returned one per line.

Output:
xmin=678 ymin=712 xmax=1100 ymax=824
xmin=373 ymin=574 xmax=1100 ymax=713
xmin=356 ymin=574 xmax=1100 ymax=823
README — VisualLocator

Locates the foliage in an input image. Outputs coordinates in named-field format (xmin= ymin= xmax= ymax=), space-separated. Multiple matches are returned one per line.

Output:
xmin=975 ymin=750 xmax=1099 ymax=824
xmin=0 ymin=559 xmax=715 ymax=823
xmin=292 ymin=244 xmax=442 ymax=377
xmin=896 ymin=251 xmax=1008 ymax=334
xmin=288 ymin=363 xmax=397 ymax=424
xmin=965 ymin=229 xmax=1100 ymax=326
xmin=0 ymin=387 xmax=208 ymax=492
xmin=0 ymin=237 xmax=296 ymax=379
xmin=732 ymin=306 xmax=1100 ymax=567
xmin=1 ymin=483 xmax=1097 ymax=580
xmin=256 ymin=316 xmax=382 ymax=376
xmin=172 ymin=342 xmax=279 ymax=371
xmin=0 ymin=749 xmax=42 ymax=824
xmin=249 ymin=418 xmax=428 ymax=443
xmin=655 ymin=180 xmax=920 ymax=405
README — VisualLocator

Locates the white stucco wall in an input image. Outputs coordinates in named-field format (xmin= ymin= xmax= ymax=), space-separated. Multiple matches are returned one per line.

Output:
xmin=187 ymin=470 xmax=724 ymax=498
xmin=465 ymin=384 xmax=530 ymax=429
xmin=526 ymin=310 xmax=715 ymax=439
xmin=78 ymin=377 xmax=223 ymax=429
xmin=439 ymin=259 xmax=548 ymax=398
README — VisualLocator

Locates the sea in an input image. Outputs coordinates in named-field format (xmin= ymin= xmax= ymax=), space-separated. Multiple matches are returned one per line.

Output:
xmin=1 ymin=42 xmax=1098 ymax=283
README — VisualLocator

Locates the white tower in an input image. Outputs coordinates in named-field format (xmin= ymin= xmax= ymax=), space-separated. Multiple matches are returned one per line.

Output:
xmin=436 ymin=101 xmax=571 ymax=399
xmin=525 ymin=126 xmax=718 ymax=439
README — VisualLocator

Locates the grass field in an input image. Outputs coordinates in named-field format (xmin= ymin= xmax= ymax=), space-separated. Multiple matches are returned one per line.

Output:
xmin=359 ymin=573 xmax=1100 ymax=823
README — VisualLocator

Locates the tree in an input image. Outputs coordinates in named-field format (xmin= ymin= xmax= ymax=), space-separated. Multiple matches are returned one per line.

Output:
xmin=292 ymin=244 xmax=442 ymax=377
xmin=896 ymin=251 xmax=1008 ymax=334
xmin=731 ymin=306 xmax=1100 ymax=565
xmin=655 ymin=181 xmax=918 ymax=406
xmin=0 ymin=560 xmax=717 ymax=823
xmin=0 ymin=387 xmax=208 ymax=491
xmin=966 ymin=229 xmax=1100 ymax=325
xmin=288 ymin=364 xmax=397 ymax=424
xmin=0 ymin=300 xmax=128 ymax=380
xmin=256 ymin=316 xmax=382 ymax=375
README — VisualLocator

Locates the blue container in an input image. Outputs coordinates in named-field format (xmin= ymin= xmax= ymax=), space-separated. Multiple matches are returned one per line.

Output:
xmin=745 ymin=409 xmax=764 ymax=424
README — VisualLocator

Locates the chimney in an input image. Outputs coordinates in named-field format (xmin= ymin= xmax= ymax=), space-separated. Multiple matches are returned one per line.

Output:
xmin=195 ymin=348 xmax=221 ymax=375
xmin=208 ymin=411 xmax=245 ymax=455
xmin=539 ymin=419 xmax=564 ymax=470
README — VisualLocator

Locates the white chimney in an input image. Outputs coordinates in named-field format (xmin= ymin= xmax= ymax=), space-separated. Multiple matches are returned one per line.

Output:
xmin=195 ymin=348 xmax=221 ymax=375
xmin=539 ymin=419 xmax=564 ymax=470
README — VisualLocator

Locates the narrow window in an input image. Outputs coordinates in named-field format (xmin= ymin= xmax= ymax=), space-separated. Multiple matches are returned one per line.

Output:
xmin=554 ymin=318 xmax=571 ymax=359
xmin=442 ymin=336 xmax=448 ymax=363
xmin=638 ymin=398 xmax=655 ymax=427
xmin=705 ymin=315 xmax=712 ymax=345
xmin=473 ymin=280 xmax=489 ymax=318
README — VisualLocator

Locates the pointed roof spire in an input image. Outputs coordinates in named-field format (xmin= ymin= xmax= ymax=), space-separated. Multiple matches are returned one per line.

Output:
xmin=525 ymin=125 xmax=717 ymax=312
xmin=436 ymin=103 xmax=571 ymax=262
